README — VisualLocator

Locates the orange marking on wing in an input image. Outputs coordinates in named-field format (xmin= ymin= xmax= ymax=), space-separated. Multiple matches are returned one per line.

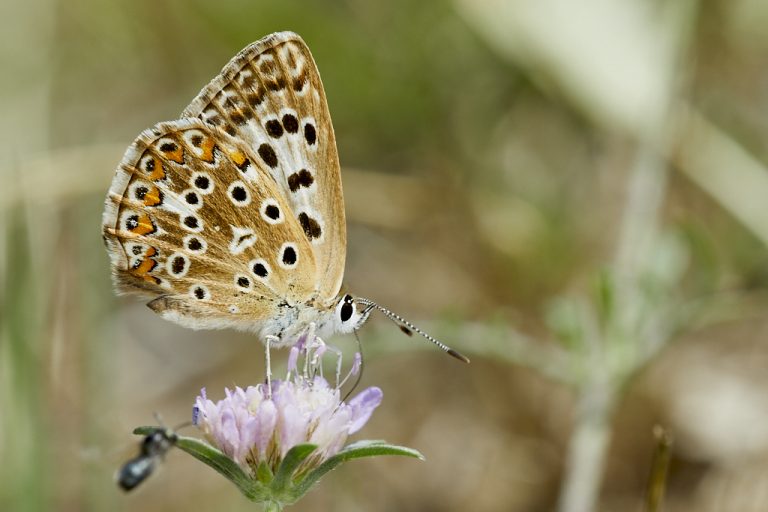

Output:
xmin=131 ymin=246 xmax=159 ymax=284
xmin=143 ymin=186 xmax=162 ymax=206
xmin=132 ymin=257 xmax=157 ymax=276
xmin=146 ymin=156 xmax=166 ymax=181
xmin=230 ymin=150 xmax=246 ymax=167
xmin=163 ymin=144 xmax=185 ymax=164
xmin=200 ymin=137 xmax=215 ymax=162
xmin=130 ymin=213 xmax=156 ymax=235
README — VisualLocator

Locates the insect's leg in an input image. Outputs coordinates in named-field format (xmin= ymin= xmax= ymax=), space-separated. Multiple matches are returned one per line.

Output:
xmin=265 ymin=335 xmax=280 ymax=398
xmin=303 ymin=323 xmax=317 ymax=378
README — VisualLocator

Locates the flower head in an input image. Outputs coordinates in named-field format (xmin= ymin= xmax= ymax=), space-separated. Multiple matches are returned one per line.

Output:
xmin=193 ymin=337 xmax=382 ymax=478
xmin=193 ymin=377 xmax=382 ymax=475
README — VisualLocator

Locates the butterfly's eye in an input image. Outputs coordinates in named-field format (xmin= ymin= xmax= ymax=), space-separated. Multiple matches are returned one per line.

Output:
xmin=340 ymin=294 xmax=354 ymax=323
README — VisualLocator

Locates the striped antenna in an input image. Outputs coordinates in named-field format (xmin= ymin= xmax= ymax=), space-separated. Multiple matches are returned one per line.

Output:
xmin=356 ymin=298 xmax=470 ymax=364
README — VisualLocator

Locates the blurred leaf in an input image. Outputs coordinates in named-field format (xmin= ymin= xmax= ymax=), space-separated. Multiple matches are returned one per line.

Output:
xmin=546 ymin=296 xmax=589 ymax=352
xmin=593 ymin=268 xmax=616 ymax=330
xmin=456 ymin=0 xmax=684 ymax=137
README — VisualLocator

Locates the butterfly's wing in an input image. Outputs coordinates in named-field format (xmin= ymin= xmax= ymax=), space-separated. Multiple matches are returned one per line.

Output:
xmin=180 ymin=31 xmax=345 ymax=307
xmin=102 ymin=117 xmax=318 ymax=333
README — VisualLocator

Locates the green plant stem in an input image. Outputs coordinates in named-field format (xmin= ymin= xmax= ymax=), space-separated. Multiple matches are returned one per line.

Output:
xmin=262 ymin=501 xmax=283 ymax=512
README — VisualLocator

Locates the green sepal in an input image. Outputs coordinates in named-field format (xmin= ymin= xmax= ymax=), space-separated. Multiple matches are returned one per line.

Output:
xmin=256 ymin=460 xmax=274 ymax=485
xmin=271 ymin=443 xmax=317 ymax=495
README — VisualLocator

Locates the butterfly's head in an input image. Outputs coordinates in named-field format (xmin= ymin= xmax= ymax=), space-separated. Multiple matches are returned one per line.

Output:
xmin=332 ymin=293 xmax=373 ymax=334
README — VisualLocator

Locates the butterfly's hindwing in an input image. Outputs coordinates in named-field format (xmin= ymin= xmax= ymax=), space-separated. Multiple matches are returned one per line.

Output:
xmin=180 ymin=32 xmax=346 ymax=305
xmin=102 ymin=118 xmax=318 ymax=332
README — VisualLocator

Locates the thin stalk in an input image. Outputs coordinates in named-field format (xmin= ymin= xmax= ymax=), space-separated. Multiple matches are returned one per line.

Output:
xmin=557 ymin=380 xmax=616 ymax=512
xmin=645 ymin=426 xmax=673 ymax=512
xmin=558 ymin=139 xmax=668 ymax=512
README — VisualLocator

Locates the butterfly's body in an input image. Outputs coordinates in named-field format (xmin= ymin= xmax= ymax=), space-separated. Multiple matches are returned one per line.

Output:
xmin=103 ymin=31 xmax=467 ymax=361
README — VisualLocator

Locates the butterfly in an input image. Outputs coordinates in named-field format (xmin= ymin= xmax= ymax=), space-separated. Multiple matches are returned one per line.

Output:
xmin=102 ymin=31 xmax=468 ymax=363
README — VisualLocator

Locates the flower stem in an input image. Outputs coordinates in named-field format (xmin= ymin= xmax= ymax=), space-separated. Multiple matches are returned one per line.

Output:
xmin=262 ymin=501 xmax=283 ymax=512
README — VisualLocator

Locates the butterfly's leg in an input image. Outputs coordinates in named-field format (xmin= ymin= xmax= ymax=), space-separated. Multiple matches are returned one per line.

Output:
xmin=309 ymin=338 xmax=328 ymax=380
xmin=302 ymin=322 xmax=317 ymax=377
xmin=265 ymin=335 xmax=280 ymax=397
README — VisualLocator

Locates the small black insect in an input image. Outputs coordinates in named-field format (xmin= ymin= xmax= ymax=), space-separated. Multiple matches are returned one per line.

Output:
xmin=116 ymin=426 xmax=178 ymax=492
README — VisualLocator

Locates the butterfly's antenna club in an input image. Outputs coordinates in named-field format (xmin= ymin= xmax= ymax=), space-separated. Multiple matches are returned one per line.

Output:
xmin=356 ymin=298 xmax=470 ymax=363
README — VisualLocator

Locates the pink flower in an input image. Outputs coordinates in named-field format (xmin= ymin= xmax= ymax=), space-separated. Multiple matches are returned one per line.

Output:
xmin=193 ymin=348 xmax=382 ymax=475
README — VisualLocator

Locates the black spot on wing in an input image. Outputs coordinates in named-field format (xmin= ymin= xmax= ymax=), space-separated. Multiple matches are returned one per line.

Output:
xmin=265 ymin=120 xmax=283 ymax=138
xmin=282 ymin=114 xmax=299 ymax=134
xmin=253 ymin=263 xmax=268 ymax=277
xmin=298 ymin=213 xmax=322 ymax=240
xmin=282 ymin=246 xmax=297 ymax=266
xmin=287 ymin=169 xmax=314 ymax=193
xmin=304 ymin=123 xmax=316 ymax=145
xmin=258 ymin=144 xmax=278 ymax=168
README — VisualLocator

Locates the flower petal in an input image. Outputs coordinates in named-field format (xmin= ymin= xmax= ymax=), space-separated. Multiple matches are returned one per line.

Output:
xmin=254 ymin=399 xmax=278 ymax=457
xmin=347 ymin=387 xmax=383 ymax=434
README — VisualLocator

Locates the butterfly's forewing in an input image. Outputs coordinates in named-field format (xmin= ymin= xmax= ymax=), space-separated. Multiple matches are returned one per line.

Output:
xmin=180 ymin=31 xmax=346 ymax=307
xmin=102 ymin=118 xmax=318 ymax=332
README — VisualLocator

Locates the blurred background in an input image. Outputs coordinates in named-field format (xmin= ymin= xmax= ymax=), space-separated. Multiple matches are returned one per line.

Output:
xmin=3 ymin=0 xmax=768 ymax=511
